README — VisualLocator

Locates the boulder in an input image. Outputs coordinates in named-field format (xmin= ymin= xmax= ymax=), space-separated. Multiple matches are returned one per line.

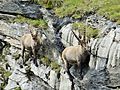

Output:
xmin=0 ymin=1 xmax=43 ymax=19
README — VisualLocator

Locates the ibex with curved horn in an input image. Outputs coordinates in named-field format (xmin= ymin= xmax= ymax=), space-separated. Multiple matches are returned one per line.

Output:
xmin=21 ymin=25 xmax=43 ymax=67
xmin=61 ymin=28 xmax=90 ymax=79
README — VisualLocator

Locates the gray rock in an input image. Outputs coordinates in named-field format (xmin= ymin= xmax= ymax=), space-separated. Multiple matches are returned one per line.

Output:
xmin=0 ymin=0 xmax=30 ymax=3
xmin=1 ymin=3 xmax=120 ymax=89
xmin=81 ymin=69 xmax=109 ymax=90
xmin=31 ymin=63 xmax=51 ymax=82
xmin=0 ymin=2 xmax=43 ymax=19
xmin=48 ymin=70 xmax=58 ymax=89
xmin=89 ymin=38 xmax=99 ymax=69
xmin=0 ymin=13 xmax=16 ymax=20
xmin=59 ymin=68 xmax=72 ymax=90
xmin=85 ymin=14 xmax=120 ymax=90
xmin=5 ymin=65 xmax=53 ymax=90
xmin=107 ymin=42 xmax=117 ymax=68
xmin=60 ymin=24 xmax=79 ymax=47
xmin=92 ymin=30 xmax=115 ymax=70
xmin=108 ymin=67 xmax=120 ymax=88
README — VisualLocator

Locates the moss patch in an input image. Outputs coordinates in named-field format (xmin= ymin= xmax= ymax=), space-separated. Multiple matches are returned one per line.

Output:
xmin=0 ymin=55 xmax=6 ymax=62
xmin=4 ymin=71 xmax=12 ymax=78
xmin=14 ymin=87 xmax=21 ymax=90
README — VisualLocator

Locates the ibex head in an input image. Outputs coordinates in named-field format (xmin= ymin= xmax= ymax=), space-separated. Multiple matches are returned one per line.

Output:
xmin=30 ymin=30 xmax=38 ymax=40
xmin=29 ymin=25 xmax=38 ymax=40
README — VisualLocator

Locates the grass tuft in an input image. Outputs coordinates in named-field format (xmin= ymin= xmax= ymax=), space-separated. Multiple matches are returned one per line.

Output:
xmin=13 ymin=15 xmax=48 ymax=28
xmin=73 ymin=22 xmax=99 ymax=38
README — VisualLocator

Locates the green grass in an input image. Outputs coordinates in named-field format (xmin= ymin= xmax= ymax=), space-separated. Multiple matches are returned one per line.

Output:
xmin=50 ymin=61 xmax=61 ymax=72
xmin=98 ymin=4 xmax=120 ymax=24
xmin=55 ymin=0 xmax=87 ymax=18
xmin=73 ymin=22 xmax=99 ymax=38
xmin=14 ymin=87 xmax=21 ymax=90
xmin=25 ymin=0 xmax=120 ymax=24
xmin=41 ymin=56 xmax=51 ymax=66
xmin=13 ymin=15 xmax=48 ymax=28
xmin=54 ymin=0 xmax=101 ymax=18
xmin=54 ymin=0 xmax=120 ymax=24
xmin=40 ymin=56 xmax=61 ymax=72
xmin=33 ymin=0 xmax=63 ymax=9
xmin=0 ymin=55 xmax=5 ymax=62
xmin=0 ymin=66 xmax=12 ymax=89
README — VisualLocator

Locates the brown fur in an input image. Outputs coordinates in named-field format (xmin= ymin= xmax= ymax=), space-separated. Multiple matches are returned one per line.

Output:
xmin=61 ymin=43 xmax=89 ymax=78
xmin=21 ymin=29 xmax=42 ymax=67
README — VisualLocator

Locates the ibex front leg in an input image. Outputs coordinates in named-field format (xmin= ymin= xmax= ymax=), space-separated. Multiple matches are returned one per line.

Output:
xmin=32 ymin=46 xmax=38 ymax=67
xmin=77 ymin=59 xmax=83 ymax=79
xmin=21 ymin=46 xmax=25 ymax=65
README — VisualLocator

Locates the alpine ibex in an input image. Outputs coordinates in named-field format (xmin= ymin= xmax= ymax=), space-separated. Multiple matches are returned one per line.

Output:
xmin=61 ymin=30 xmax=90 ymax=79
xmin=21 ymin=26 xmax=43 ymax=67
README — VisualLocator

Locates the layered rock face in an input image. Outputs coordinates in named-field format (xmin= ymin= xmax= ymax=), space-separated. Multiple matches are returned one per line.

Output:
xmin=0 ymin=1 xmax=120 ymax=90
xmin=88 ymin=15 xmax=120 ymax=89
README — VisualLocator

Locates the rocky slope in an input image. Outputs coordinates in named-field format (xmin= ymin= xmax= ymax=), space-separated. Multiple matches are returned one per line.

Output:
xmin=0 ymin=1 xmax=120 ymax=90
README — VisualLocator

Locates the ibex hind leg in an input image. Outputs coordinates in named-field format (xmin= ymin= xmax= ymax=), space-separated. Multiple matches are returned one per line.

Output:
xmin=29 ymin=50 xmax=33 ymax=58
xmin=33 ymin=57 xmax=38 ymax=67
xmin=77 ymin=60 xmax=83 ymax=80
xmin=64 ymin=60 xmax=74 ymax=80
xmin=63 ymin=59 xmax=69 ymax=73
xmin=21 ymin=46 xmax=25 ymax=68
xmin=31 ymin=47 xmax=38 ymax=67
xmin=66 ymin=64 xmax=74 ymax=81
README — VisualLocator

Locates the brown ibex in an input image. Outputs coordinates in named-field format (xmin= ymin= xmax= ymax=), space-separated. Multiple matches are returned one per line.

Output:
xmin=61 ymin=30 xmax=90 ymax=79
xmin=21 ymin=26 xmax=43 ymax=67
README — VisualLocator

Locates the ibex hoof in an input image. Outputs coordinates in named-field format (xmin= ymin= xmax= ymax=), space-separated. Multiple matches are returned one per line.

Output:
xmin=36 ymin=64 xmax=38 ymax=67
xmin=24 ymin=63 xmax=28 ymax=66
xmin=33 ymin=60 xmax=38 ymax=67
xmin=20 ymin=65 xmax=23 ymax=68
xmin=63 ymin=70 xmax=68 ymax=74
xmin=79 ymin=75 xmax=83 ymax=80
xmin=35 ymin=63 xmax=38 ymax=67
xmin=23 ymin=62 xmax=27 ymax=66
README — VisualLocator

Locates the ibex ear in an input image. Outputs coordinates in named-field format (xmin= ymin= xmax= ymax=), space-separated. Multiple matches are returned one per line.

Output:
xmin=36 ymin=30 xmax=38 ymax=36
xmin=30 ymin=29 xmax=34 ymax=37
